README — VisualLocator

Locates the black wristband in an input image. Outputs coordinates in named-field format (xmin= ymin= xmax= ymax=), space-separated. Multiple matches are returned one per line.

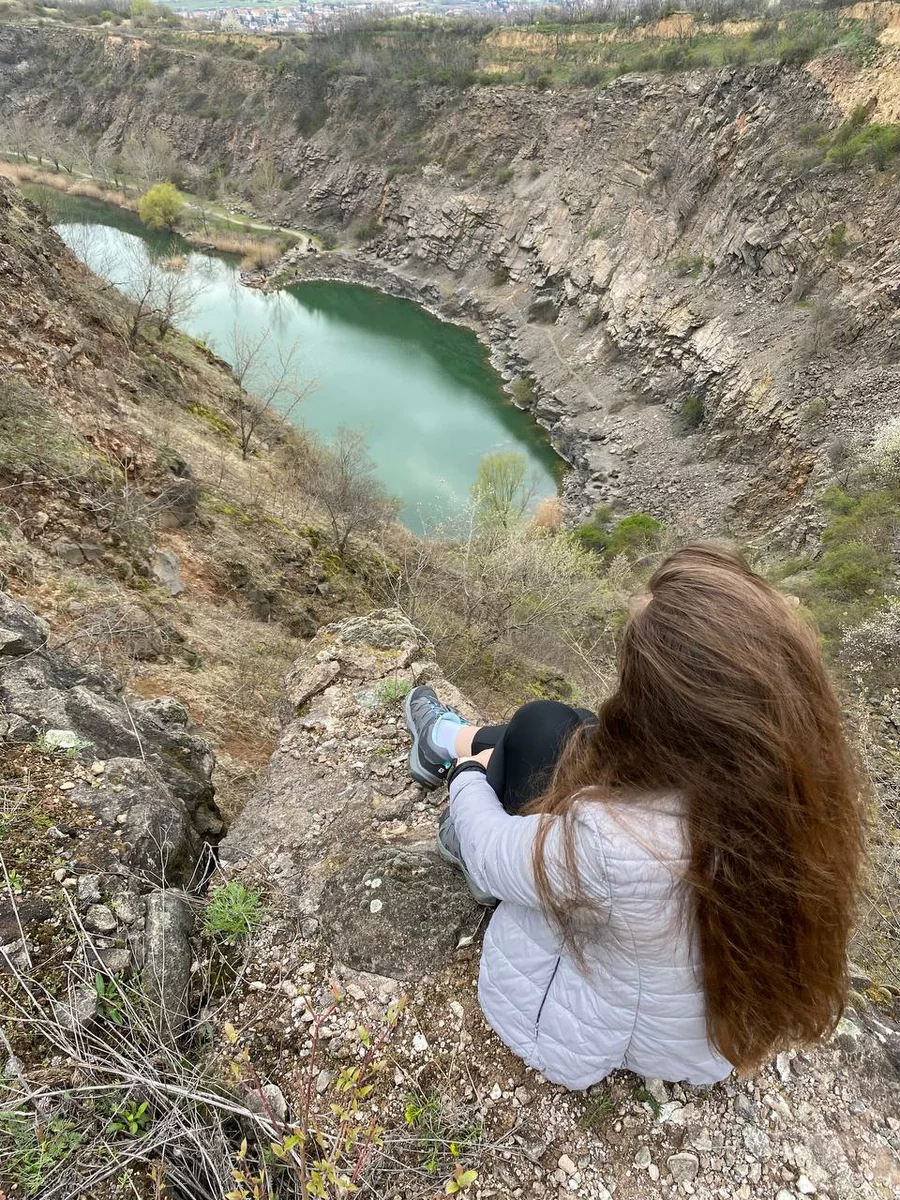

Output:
xmin=447 ymin=760 xmax=488 ymax=787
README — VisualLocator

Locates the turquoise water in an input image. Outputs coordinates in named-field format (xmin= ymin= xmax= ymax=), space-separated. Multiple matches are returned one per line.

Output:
xmin=45 ymin=191 xmax=562 ymax=532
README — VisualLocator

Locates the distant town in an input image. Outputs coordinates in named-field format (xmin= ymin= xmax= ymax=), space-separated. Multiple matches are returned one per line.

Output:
xmin=175 ymin=0 xmax=519 ymax=30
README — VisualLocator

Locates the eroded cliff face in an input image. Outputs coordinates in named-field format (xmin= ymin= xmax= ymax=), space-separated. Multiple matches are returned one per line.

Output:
xmin=4 ymin=25 xmax=899 ymax=541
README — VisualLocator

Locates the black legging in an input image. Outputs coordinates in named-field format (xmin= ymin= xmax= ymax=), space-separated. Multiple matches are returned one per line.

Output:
xmin=472 ymin=700 xmax=597 ymax=815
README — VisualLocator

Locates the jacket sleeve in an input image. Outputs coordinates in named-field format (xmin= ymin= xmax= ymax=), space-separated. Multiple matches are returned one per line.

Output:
xmin=449 ymin=769 xmax=611 ymax=909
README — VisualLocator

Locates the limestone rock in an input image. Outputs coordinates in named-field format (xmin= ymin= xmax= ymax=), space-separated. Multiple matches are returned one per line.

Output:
xmin=72 ymin=757 xmax=200 ymax=887
xmin=319 ymin=845 xmax=482 ymax=979
xmin=667 ymin=1151 xmax=699 ymax=1183
xmin=141 ymin=889 xmax=194 ymax=1037
xmin=0 ymin=592 xmax=49 ymax=657
xmin=151 ymin=549 xmax=185 ymax=596
xmin=221 ymin=610 xmax=481 ymax=973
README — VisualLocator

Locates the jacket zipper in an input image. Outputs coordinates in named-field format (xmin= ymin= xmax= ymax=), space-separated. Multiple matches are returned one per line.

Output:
xmin=534 ymin=957 xmax=561 ymax=1039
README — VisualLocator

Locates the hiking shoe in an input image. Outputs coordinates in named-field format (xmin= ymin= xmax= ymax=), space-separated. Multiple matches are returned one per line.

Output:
xmin=437 ymin=809 xmax=497 ymax=907
xmin=404 ymin=684 xmax=462 ymax=789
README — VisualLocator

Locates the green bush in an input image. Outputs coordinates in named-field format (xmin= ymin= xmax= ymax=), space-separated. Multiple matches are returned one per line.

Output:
xmin=671 ymin=254 xmax=707 ymax=279
xmin=574 ymin=507 xmax=663 ymax=560
xmin=813 ymin=542 xmax=892 ymax=598
xmin=510 ymin=377 xmax=535 ymax=405
xmin=680 ymin=395 xmax=705 ymax=431
xmin=203 ymin=880 xmax=263 ymax=944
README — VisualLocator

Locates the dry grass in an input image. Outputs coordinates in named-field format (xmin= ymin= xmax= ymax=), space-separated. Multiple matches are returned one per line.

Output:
xmin=0 ymin=161 xmax=287 ymax=261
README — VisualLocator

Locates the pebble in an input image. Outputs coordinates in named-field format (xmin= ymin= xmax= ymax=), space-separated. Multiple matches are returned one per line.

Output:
xmin=84 ymin=904 xmax=116 ymax=935
xmin=634 ymin=1147 xmax=652 ymax=1169
xmin=796 ymin=1177 xmax=816 ymax=1195
xmin=315 ymin=1069 xmax=332 ymax=1094
xmin=449 ymin=1000 xmax=464 ymax=1021
xmin=741 ymin=1124 xmax=772 ymax=1161
xmin=775 ymin=1191 xmax=795 ymax=1200
xmin=667 ymin=1151 xmax=699 ymax=1183
xmin=514 ymin=1086 xmax=531 ymax=1106
xmin=558 ymin=1154 xmax=577 ymax=1176
xmin=490 ymin=1082 xmax=502 ymax=1101
xmin=369 ymin=898 xmax=383 ymax=914
xmin=412 ymin=1032 xmax=429 ymax=1053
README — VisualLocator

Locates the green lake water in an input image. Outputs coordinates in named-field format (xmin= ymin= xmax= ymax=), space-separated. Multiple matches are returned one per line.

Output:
xmin=44 ymin=191 xmax=562 ymax=532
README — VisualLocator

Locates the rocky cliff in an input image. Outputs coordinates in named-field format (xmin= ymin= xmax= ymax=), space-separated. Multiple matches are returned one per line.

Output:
xmin=3 ymin=21 xmax=900 ymax=542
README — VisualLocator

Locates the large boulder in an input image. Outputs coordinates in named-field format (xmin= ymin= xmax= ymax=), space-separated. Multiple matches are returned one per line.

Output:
xmin=220 ymin=609 xmax=482 ymax=980
xmin=0 ymin=591 xmax=220 ymax=885
xmin=0 ymin=593 xmax=215 ymax=810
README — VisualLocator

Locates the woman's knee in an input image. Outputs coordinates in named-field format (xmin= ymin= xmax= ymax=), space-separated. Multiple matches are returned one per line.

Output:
xmin=506 ymin=700 xmax=585 ymax=747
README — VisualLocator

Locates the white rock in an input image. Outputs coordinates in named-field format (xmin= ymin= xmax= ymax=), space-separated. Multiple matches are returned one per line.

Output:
xmin=369 ymin=898 xmax=383 ymax=914
xmin=634 ymin=1147 xmax=652 ymax=1169
xmin=775 ymin=1191 xmax=795 ymax=1200
xmin=775 ymin=1051 xmax=793 ymax=1082
xmin=648 ymin=1164 xmax=660 ymax=1182
xmin=557 ymin=1154 xmax=577 ymax=1176
xmin=797 ymin=1177 xmax=816 ymax=1195
xmin=449 ymin=1000 xmax=464 ymax=1021
xmin=644 ymin=1077 xmax=669 ymax=1105
xmin=489 ymin=1082 xmax=503 ymax=1101
xmin=412 ymin=1032 xmax=428 ymax=1053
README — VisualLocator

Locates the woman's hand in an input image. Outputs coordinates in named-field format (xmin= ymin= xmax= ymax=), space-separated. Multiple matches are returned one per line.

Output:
xmin=457 ymin=748 xmax=493 ymax=769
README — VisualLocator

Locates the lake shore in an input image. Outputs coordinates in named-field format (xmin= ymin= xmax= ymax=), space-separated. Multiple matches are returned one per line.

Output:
xmin=0 ymin=159 xmax=303 ymax=261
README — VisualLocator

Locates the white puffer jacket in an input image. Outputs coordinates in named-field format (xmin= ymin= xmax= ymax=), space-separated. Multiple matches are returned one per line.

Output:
xmin=450 ymin=770 xmax=733 ymax=1090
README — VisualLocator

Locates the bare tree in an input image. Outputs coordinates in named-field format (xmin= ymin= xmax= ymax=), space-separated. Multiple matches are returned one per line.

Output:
xmin=308 ymin=426 xmax=399 ymax=555
xmin=222 ymin=324 xmax=315 ymax=460
xmin=110 ymin=244 xmax=203 ymax=349
xmin=121 ymin=130 xmax=175 ymax=191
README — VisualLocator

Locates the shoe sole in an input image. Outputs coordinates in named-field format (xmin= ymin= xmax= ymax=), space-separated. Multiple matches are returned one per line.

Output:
xmin=404 ymin=687 xmax=443 ymax=790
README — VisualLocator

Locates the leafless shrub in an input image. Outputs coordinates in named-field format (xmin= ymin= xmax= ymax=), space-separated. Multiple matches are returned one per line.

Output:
xmin=306 ymin=427 xmax=400 ymax=556
xmin=216 ymin=324 xmax=316 ymax=461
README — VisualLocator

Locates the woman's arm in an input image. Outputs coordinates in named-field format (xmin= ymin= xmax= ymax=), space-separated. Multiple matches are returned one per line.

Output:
xmin=450 ymin=770 xmax=609 ymax=908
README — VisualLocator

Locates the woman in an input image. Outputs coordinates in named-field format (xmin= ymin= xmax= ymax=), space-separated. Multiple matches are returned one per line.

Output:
xmin=404 ymin=544 xmax=864 ymax=1089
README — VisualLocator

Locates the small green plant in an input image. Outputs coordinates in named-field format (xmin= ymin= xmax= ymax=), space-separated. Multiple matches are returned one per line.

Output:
xmin=492 ymin=164 xmax=514 ymax=184
xmin=403 ymin=1090 xmax=482 ymax=1175
xmin=633 ymin=1083 xmax=662 ymax=1117
xmin=445 ymin=1165 xmax=478 ymax=1194
xmin=579 ymin=1087 xmax=615 ymax=1130
xmin=490 ymin=264 xmax=510 ymax=286
xmin=95 ymin=973 xmax=128 ymax=1027
xmin=680 ymin=394 xmax=705 ymax=431
xmin=0 ymin=1111 xmax=83 ymax=1196
xmin=825 ymin=222 xmax=848 ymax=258
xmin=580 ymin=304 xmax=601 ymax=331
xmin=204 ymin=880 xmax=264 ymax=944
xmin=7 ymin=869 xmax=23 ymax=895
xmin=353 ymin=221 xmax=381 ymax=243
xmin=373 ymin=677 xmax=413 ymax=705
xmin=671 ymin=253 xmax=708 ymax=279
xmin=108 ymin=1099 xmax=151 ymax=1137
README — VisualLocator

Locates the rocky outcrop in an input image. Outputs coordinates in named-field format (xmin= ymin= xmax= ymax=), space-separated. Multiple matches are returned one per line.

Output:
xmin=0 ymin=590 xmax=217 ymax=1003
xmin=220 ymin=609 xmax=484 ymax=979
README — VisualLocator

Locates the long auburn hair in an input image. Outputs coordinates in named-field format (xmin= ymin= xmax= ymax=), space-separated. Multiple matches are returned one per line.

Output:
xmin=528 ymin=543 xmax=865 ymax=1073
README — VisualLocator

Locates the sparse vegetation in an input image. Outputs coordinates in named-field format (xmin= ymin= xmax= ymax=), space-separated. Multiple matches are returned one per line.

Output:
xmin=574 ymin=506 xmax=664 ymax=561
xmin=203 ymin=879 xmax=264 ymax=943
xmin=680 ymin=394 xmax=705 ymax=431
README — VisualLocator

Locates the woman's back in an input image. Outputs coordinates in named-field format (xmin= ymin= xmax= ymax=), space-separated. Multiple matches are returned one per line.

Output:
xmin=453 ymin=774 xmax=732 ymax=1088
